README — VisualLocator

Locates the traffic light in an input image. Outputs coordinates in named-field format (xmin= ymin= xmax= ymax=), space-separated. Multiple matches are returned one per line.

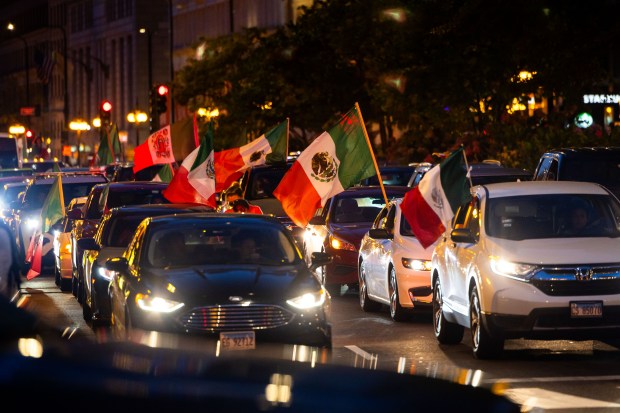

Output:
xmin=100 ymin=100 xmax=112 ymax=125
xmin=155 ymin=84 xmax=168 ymax=114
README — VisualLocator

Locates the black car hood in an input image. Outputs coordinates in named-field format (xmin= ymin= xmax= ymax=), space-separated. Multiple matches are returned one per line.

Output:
xmin=144 ymin=264 xmax=320 ymax=303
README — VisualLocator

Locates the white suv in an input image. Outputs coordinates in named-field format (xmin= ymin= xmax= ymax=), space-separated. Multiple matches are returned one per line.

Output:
xmin=431 ymin=180 xmax=620 ymax=359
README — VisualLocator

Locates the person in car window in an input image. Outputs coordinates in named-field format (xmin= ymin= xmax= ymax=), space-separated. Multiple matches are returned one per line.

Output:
xmin=560 ymin=203 xmax=608 ymax=236
xmin=221 ymin=181 xmax=263 ymax=214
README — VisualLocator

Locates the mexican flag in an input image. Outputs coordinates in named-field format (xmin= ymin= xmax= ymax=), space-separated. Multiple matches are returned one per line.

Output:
xmin=163 ymin=122 xmax=216 ymax=207
xmin=214 ymin=119 xmax=288 ymax=192
xmin=133 ymin=125 xmax=176 ymax=173
xmin=273 ymin=105 xmax=376 ymax=228
xmin=27 ymin=174 xmax=66 ymax=280
xmin=97 ymin=123 xmax=121 ymax=165
xmin=400 ymin=147 xmax=472 ymax=249
xmin=152 ymin=163 xmax=176 ymax=183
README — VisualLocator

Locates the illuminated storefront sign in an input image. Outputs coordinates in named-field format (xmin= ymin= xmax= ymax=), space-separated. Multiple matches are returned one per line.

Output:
xmin=583 ymin=94 xmax=620 ymax=104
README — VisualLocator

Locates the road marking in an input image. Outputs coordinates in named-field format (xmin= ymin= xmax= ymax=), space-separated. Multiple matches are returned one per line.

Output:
xmin=503 ymin=387 xmax=620 ymax=410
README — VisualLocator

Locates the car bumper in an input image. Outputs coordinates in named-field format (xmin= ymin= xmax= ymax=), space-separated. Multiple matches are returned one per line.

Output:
xmin=479 ymin=274 xmax=620 ymax=339
xmin=324 ymin=249 xmax=358 ymax=285
xmin=395 ymin=267 xmax=432 ymax=307
xmin=130 ymin=307 xmax=332 ymax=348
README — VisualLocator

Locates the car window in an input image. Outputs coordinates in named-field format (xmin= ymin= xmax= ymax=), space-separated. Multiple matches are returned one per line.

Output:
xmin=105 ymin=189 xmax=168 ymax=210
xmin=145 ymin=223 xmax=297 ymax=268
xmin=332 ymin=196 xmax=385 ymax=224
xmin=486 ymin=194 xmax=620 ymax=240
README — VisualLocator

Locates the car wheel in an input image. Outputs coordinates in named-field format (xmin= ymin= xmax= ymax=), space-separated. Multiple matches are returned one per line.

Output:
xmin=389 ymin=267 xmax=409 ymax=322
xmin=77 ymin=271 xmax=84 ymax=305
xmin=71 ymin=269 xmax=78 ymax=297
xmin=470 ymin=288 xmax=504 ymax=359
xmin=82 ymin=285 xmax=93 ymax=323
xmin=59 ymin=277 xmax=71 ymax=292
xmin=358 ymin=262 xmax=381 ymax=312
xmin=432 ymin=277 xmax=464 ymax=344
xmin=54 ymin=264 xmax=60 ymax=286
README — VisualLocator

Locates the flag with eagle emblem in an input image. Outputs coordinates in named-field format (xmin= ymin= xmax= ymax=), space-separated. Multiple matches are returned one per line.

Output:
xmin=214 ymin=119 xmax=288 ymax=192
xmin=273 ymin=104 xmax=376 ymax=228
xmin=163 ymin=122 xmax=217 ymax=207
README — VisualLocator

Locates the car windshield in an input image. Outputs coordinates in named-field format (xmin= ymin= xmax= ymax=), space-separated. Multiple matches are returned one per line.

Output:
xmin=146 ymin=222 xmax=298 ymax=268
xmin=486 ymin=194 xmax=620 ymax=240
xmin=332 ymin=196 xmax=386 ymax=223
xmin=23 ymin=181 xmax=102 ymax=209
xmin=246 ymin=169 xmax=288 ymax=200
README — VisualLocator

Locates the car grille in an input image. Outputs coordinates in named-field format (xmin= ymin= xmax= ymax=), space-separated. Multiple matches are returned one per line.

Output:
xmin=531 ymin=264 xmax=620 ymax=296
xmin=178 ymin=304 xmax=294 ymax=332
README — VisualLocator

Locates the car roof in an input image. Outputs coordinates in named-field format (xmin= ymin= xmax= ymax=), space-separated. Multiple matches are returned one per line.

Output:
xmin=337 ymin=185 xmax=410 ymax=195
xmin=97 ymin=181 xmax=168 ymax=190
xmin=29 ymin=172 xmax=108 ymax=184
xmin=477 ymin=180 xmax=611 ymax=198
xmin=146 ymin=212 xmax=283 ymax=227
xmin=107 ymin=203 xmax=213 ymax=216
xmin=469 ymin=163 xmax=532 ymax=177
xmin=541 ymin=146 xmax=620 ymax=158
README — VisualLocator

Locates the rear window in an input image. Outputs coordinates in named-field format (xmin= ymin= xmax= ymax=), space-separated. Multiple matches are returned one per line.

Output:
xmin=24 ymin=181 xmax=103 ymax=209
xmin=105 ymin=188 xmax=168 ymax=209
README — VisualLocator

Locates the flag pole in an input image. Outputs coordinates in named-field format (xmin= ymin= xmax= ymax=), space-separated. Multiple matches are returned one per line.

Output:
xmin=285 ymin=117 xmax=290 ymax=159
xmin=355 ymin=102 xmax=388 ymax=204
xmin=460 ymin=145 xmax=473 ymax=189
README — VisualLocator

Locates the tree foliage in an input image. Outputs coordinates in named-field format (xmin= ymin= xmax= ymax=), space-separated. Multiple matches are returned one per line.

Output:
xmin=173 ymin=0 xmax=620 ymax=170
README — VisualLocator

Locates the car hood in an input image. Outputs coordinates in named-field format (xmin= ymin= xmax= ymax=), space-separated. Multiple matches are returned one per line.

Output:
xmin=483 ymin=236 xmax=620 ymax=264
xmin=95 ymin=247 xmax=126 ymax=266
xmin=329 ymin=224 xmax=372 ymax=246
xmin=143 ymin=264 xmax=321 ymax=303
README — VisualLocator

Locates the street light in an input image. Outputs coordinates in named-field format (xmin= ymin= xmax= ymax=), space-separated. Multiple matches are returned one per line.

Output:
xmin=7 ymin=23 xmax=30 ymax=111
xmin=127 ymin=110 xmax=148 ymax=145
xmin=69 ymin=119 xmax=90 ymax=166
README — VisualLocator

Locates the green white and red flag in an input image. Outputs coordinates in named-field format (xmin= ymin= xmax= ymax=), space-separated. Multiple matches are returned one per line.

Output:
xmin=163 ymin=122 xmax=217 ymax=207
xmin=133 ymin=125 xmax=175 ymax=173
xmin=214 ymin=119 xmax=288 ymax=192
xmin=97 ymin=123 xmax=121 ymax=165
xmin=400 ymin=147 xmax=472 ymax=249
xmin=273 ymin=105 xmax=376 ymax=228
xmin=152 ymin=163 xmax=176 ymax=183
xmin=26 ymin=174 xmax=66 ymax=280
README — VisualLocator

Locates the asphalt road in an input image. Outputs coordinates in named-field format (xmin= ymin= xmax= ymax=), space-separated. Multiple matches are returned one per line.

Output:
xmin=16 ymin=274 xmax=620 ymax=412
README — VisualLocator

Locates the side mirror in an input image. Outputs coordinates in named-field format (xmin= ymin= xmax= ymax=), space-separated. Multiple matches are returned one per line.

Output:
xmin=450 ymin=228 xmax=475 ymax=244
xmin=309 ymin=215 xmax=326 ymax=225
xmin=310 ymin=251 xmax=332 ymax=271
xmin=77 ymin=237 xmax=100 ymax=251
xmin=368 ymin=228 xmax=392 ymax=239
xmin=67 ymin=208 xmax=83 ymax=220
xmin=105 ymin=256 xmax=128 ymax=272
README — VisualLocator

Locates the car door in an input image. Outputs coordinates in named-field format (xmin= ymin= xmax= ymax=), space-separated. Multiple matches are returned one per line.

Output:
xmin=371 ymin=203 xmax=397 ymax=300
xmin=446 ymin=197 xmax=481 ymax=317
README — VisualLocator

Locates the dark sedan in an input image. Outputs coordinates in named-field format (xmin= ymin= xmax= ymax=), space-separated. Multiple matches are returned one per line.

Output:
xmin=302 ymin=186 xmax=410 ymax=296
xmin=106 ymin=213 xmax=332 ymax=349
xmin=78 ymin=203 xmax=214 ymax=327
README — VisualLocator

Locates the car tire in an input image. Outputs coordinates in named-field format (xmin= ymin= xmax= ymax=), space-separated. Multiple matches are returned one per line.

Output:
xmin=71 ymin=268 xmax=78 ymax=297
xmin=54 ymin=264 xmax=60 ymax=286
xmin=77 ymin=271 xmax=84 ymax=305
xmin=432 ymin=277 xmax=464 ymax=344
xmin=389 ymin=266 xmax=409 ymax=322
xmin=59 ymin=277 xmax=72 ymax=292
xmin=82 ymin=286 xmax=93 ymax=323
xmin=470 ymin=288 xmax=504 ymax=359
xmin=358 ymin=262 xmax=381 ymax=312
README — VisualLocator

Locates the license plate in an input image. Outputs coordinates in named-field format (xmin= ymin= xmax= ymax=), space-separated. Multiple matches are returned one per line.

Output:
xmin=219 ymin=331 xmax=255 ymax=350
xmin=570 ymin=301 xmax=603 ymax=318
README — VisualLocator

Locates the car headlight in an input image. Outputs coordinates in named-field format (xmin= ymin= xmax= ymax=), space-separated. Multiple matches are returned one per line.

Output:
xmin=287 ymin=288 xmax=327 ymax=310
xmin=329 ymin=235 xmax=356 ymax=251
xmin=135 ymin=293 xmax=184 ymax=313
xmin=489 ymin=256 xmax=538 ymax=281
xmin=26 ymin=217 xmax=40 ymax=230
xmin=402 ymin=258 xmax=432 ymax=271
